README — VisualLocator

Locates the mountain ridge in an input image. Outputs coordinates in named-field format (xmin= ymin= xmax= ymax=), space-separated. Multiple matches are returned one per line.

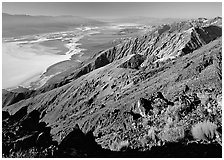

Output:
xmin=2 ymin=17 xmax=222 ymax=157
xmin=2 ymin=17 xmax=221 ymax=108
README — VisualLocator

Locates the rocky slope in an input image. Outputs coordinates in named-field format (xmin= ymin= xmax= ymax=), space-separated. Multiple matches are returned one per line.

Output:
xmin=2 ymin=17 xmax=222 ymax=157
xmin=2 ymin=17 xmax=222 ymax=109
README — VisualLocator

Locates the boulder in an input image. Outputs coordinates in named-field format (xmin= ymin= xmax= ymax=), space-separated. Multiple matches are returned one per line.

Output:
xmin=151 ymin=92 xmax=174 ymax=110
xmin=56 ymin=124 xmax=101 ymax=157
xmin=21 ymin=110 xmax=40 ymax=131
xmin=132 ymin=98 xmax=153 ymax=117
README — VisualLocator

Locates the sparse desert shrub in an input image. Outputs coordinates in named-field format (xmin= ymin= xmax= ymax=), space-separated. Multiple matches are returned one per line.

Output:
xmin=109 ymin=140 xmax=129 ymax=151
xmin=160 ymin=126 xmax=185 ymax=142
xmin=3 ymin=145 xmax=57 ymax=158
xmin=216 ymin=94 xmax=222 ymax=108
xmin=191 ymin=121 xmax=217 ymax=141
xmin=138 ymin=127 xmax=158 ymax=148
xmin=138 ymin=136 xmax=147 ymax=148
xmin=165 ymin=104 xmax=181 ymax=123
xmin=142 ymin=117 xmax=150 ymax=128
xmin=5 ymin=147 xmax=40 ymax=158
xmin=147 ymin=127 xmax=156 ymax=141
xmin=214 ymin=50 xmax=222 ymax=82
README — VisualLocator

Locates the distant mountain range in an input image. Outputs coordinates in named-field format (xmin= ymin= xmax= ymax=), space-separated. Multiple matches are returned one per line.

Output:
xmin=2 ymin=13 xmax=105 ymax=37
xmin=102 ymin=16 xmax=188 ymax=25
xmin=4 ymin=13 xmax=219 ymax=38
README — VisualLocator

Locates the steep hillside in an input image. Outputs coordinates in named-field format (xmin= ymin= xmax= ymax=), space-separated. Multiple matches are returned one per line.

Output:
xmin=2 ymin=18 xmax=221 ymax=108
xmin=35 ymin=17 xmax=222 ymax=87
xmin=2 ymin=18 xmax=222 ymax=157
xmin=3 ymin=37 xmax=222 ymax=156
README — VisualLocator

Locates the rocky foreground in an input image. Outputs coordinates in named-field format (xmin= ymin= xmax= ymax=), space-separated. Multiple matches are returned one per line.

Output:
xmin=2 ymin=17 xmax=222 ymax=157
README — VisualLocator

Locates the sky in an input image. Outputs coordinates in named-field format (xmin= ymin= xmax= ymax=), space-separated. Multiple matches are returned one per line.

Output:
xmin=2 ymin=2 xmax=222 ymax=19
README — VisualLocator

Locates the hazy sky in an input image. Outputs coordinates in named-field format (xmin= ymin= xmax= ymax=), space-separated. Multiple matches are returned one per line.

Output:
xmin=2 ymin=2 xmax=222 ymax=19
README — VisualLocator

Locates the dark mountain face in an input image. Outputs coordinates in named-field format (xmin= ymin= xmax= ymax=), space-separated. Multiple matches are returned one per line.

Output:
xmin=2 ymin=17 xmax=222 ymax=157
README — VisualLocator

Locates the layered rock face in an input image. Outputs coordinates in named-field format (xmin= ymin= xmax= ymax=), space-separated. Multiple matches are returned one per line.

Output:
xmin=2 ymin=17 xmax=222 ymax=157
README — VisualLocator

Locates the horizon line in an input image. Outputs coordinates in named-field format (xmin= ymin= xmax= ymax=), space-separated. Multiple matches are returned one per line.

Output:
xmin=2 ymin=12 xmax=222 ymax=20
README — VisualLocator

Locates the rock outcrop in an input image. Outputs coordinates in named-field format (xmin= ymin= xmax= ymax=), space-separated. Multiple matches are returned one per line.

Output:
xmin=119 ymin=54 xmax=145 ymax=69
xmin=55 ymin=124 xmax=102 ymax=157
